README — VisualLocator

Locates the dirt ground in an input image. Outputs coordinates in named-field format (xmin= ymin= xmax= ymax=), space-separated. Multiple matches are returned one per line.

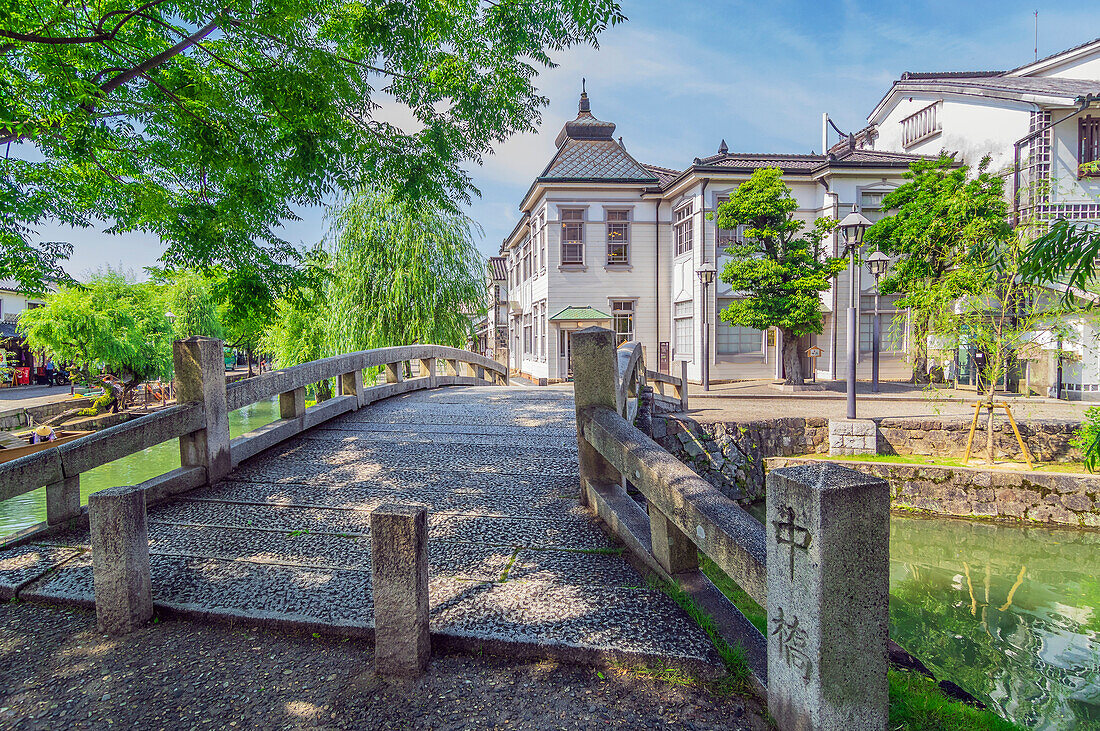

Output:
xmin=0 ymin=603 xmax=767 ymax=731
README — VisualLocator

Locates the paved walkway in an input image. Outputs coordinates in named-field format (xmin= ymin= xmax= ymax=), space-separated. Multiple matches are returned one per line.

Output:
xmin=684 ymin=379 xmax=1089 ymax=423
xmin=0 ymin=384 xmax=76 ymax=411
xmin=0 ymin=386 xmax=719 ymax=670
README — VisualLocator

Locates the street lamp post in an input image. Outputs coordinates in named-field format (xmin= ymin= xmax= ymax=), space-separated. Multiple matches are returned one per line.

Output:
xmin=866 ymin=250 xmax=890 ymax=394
xmin=697 ymin=261 xmax=717 ymax=392
xmin=839 ymin=209 xmax=872 ymax=419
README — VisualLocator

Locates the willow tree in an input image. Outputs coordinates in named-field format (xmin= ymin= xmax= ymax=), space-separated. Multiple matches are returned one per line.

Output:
xmin=263 ymin=189 xmax=484 ymax=389
xmin=1 ymin=0 xmax=625 ymax=291
xmin=325 ymin=189 xmax=485 ymax=353
xmin=17 ymin=270 xmax=173 ymax=409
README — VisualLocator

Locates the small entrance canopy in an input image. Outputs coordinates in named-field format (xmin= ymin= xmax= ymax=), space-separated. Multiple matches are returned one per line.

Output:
xmin=549 ymin=306 xmax=612 ymax=328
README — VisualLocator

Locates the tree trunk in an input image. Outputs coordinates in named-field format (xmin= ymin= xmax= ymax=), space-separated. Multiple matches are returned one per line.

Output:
xmin=247 ymin=347 xmax=254 ymax=378
xmin=912 ymin=317 xmax=929 ymax=384
xmin=986 ymin=402 xmax=996 ymax=464
xmin=781 ymin=331 xmax=803 ymax=385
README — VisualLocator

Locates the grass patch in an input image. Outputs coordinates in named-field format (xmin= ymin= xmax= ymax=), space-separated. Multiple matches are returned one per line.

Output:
xmin=287 ymin=529 xmax=310 ymax=537
xmin=525 ymin=546 xmax=624 ymax=556
xmin=647 ymin=575 xmax=753 ymax=694
xmin=800 ymin=452 xmax=1088 ymax=474
xmin=889 ymin=669 xmax=1023 ymax=730
xmin=699 ymin=555 xmax=766 ymax=634
xmin=700 ymin=555 xmax=1022 ymax=730
xmin=498 ymin=548 xmax=519 ymax=582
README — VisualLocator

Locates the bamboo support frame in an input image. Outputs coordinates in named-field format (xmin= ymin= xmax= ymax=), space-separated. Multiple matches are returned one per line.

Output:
xmin=962 ymin=401 xmax=1035 ymax=470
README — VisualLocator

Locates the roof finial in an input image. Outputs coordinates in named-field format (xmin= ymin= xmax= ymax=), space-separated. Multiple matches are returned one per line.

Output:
xmin=718 ymin=139 xmax=728 ymax=155
xmin=578 ymin=78 xmax=591 ymax=115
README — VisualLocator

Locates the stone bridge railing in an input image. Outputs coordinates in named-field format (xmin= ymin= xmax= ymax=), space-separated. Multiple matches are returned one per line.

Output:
xmin=0 ymin=337 xmax=507 ymax=545
xmin=571 ymin=327 xmax=889 ymax=731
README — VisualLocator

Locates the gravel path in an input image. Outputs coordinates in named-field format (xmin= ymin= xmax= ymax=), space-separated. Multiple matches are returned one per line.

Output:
xmin=0 ymin=604 xmax=765 ymax=731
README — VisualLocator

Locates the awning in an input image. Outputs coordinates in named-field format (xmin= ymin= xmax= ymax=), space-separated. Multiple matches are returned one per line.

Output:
xmin=549 ymin=306 xmax=612 ymax=322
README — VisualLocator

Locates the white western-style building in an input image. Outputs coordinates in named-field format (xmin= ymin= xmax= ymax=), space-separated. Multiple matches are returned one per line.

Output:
xmin=845 ymin=35 xmax=1100 ymax=397
xmin=497 ymin=88 xmax=924 ymax=385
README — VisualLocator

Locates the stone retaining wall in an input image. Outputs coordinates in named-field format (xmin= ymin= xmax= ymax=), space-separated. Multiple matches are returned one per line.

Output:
xmin=876 ymin=416 xmax=1079 ymax=462
xmin=654 ymin=413 xmax=1082 ymax=510
xmin=0 ymin=396 xmax=94 ymax=431
xmin=767 ymin=456 xmax=1100 ymax=529
xmin=652 ymin=416 xmax=828 ymax=501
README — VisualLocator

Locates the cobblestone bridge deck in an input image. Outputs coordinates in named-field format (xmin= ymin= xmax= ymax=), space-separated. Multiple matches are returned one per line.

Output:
xmin=0 ymin=386 xmax=719 ymax=669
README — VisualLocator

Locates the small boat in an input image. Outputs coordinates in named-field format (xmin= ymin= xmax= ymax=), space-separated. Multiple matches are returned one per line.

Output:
xmin=0 ymin=430 xmax=94 ymax=464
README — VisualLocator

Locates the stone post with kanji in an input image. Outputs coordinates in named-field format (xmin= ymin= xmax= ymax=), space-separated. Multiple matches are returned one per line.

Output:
xmin=765 ymin=462 xmax=890 ymax=731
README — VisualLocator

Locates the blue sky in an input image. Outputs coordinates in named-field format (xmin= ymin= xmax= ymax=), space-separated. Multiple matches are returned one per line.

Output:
xmin=40 ymin=0 xmax=1100 ymax=278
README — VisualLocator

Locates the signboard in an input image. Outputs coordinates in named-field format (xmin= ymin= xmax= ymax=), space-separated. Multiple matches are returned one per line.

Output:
xmin=659 ymin=341 xmax=670 ymax=374
xmin=805 ymin=346 xmax=823 ymax=383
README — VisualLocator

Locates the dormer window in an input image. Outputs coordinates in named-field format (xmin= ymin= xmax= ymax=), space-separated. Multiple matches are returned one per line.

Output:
xmin=900 ymin=101 xmax=941 ymax=148
xmin=1080 ymin=115 xmax=1100 ymax=178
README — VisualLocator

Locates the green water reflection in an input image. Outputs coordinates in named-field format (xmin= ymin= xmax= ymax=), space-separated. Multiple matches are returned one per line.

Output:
xmin=891 ymin=514 xmax=1100 ymax=730
xmin=0 ymin=397 xmax=280 ymax=537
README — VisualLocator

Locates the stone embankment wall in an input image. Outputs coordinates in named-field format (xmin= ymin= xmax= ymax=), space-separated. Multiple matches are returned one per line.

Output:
xmin=876 ymin=416 xmax=1079 ymax=462
xmin=655 ymin=413 xmax=1081 ymax=509
xmin=767 ymin=456 xmax=1100 ymax=529
xmin=652 ymin=416 xmax=828 ymax=501
xmin=0 ymin=397 xmax=94 ymax=431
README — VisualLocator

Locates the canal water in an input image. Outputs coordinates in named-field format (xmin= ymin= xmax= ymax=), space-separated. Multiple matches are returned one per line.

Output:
xmin=0 ymin=397 xmax=280 ymax=537
xmin=0 ymin=408 xmax=1097 ymax=728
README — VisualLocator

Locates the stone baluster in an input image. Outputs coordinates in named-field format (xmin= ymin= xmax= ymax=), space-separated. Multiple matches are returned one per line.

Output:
xmin=765 ymin=462 xmax=889 ymax=730
xmin=174 ymin=337 xmax=231 ymax=484
xmin=370 ymin=503 xmax=430 ymax=676
xmin=89 ymin=485 xmax=153 ymax=635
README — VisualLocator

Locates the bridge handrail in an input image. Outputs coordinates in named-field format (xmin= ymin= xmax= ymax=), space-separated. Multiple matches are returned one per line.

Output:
xmin=644 ymin=361 xmax=689 ymax=412
xmin=0 ymin=338 xmax=505 ymax=545
xmin=576 ymin=332 xmax=766 ymax=606
xmin=570 ymin=326 xmax=768 ymax=686
xmin=225 ymin=344 xmax=507 ymax=411
xmin=572 ymin=326 xmax=892 ymax=723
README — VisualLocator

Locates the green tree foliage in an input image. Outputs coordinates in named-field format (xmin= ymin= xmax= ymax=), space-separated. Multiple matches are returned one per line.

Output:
xmin=1019 ymin=219 xmax=1100 ymax=294
xmin=263 ymin=189 xmax=484 ymax=385
xmin=865 ymin=156 xmax=1012 ymax=381
xmin=0 ymin=0 xmax=625 ymax=291
xmin=712 ymin=167 xmax=843 ymax=384
xmin=16 ymin=270 xmax=172 ymax=409
xmin=326 ymin=189 xmax=485 ymax=353
xmin=158 ymin=269 xmax=223 ymax=339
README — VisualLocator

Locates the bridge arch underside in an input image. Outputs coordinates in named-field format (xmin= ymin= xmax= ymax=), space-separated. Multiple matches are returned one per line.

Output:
xmin=0 ymin=387 xmax=718 ymax=669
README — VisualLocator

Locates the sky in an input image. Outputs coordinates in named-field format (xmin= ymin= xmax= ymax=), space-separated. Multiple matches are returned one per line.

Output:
xmin=34 ymin=0 xmax=1100 ymax=279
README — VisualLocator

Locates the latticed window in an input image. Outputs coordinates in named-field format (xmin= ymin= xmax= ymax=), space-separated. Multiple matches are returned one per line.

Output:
xmin=606 ymin=210 xmax=630 ymax=264
xmin=674 ymin=300 xmax=693 ymax=361
xmin=1080 ymin=116 xmax=1100 ymax=178
xmin=611 ymin=300 xmax=635 ymax=344
xmin=522 ymin=241 xmax=531 ymax=280
xmin=523 ymin=313 xmax=533 ymax=355
xmin=561 ymin=209 xmax=585 ymax=264
xmin=674 ymin=203 xmax=693 ymax=257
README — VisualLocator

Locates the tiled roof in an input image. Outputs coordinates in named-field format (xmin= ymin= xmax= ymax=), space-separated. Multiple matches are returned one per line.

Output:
xmin=1004 ymin=35 xmax=1100 ymax=75
xmin=894 ymin=75 xmax=1100 ymax=100
xmin=899 ymin=70 xmax=1003 ymax=80
xmin=548 ymin=306 xmax=611 ymax=321
xmin=644 ymin=163 xmax=683 ymax=186
xmin=541 ymin=138 xmax=657 ymax=182
xmin=653 ymin=147 xmax=929 ymax=190
xmin=0 ymin=321 xmax=18 ymax=338
xmin=488 ymin=256 xmax=507 ymax=281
